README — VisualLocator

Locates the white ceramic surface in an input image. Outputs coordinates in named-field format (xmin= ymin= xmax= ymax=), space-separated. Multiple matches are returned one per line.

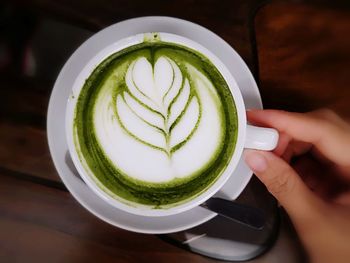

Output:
xmin=48 ymin=16 xmax=264 ymax=233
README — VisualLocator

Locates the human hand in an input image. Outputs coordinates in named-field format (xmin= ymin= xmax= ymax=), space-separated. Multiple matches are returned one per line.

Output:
xmin=244 ymin=109 xmax=350 ymax=263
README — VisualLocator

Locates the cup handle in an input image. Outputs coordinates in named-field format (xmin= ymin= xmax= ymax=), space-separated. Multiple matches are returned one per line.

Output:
xmin=245 ymin=125 xmax=279 ymax=151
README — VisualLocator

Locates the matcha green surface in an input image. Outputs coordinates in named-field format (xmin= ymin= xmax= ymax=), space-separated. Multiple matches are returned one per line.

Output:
xmin=74 ymin=36 xmax=238 ymax=207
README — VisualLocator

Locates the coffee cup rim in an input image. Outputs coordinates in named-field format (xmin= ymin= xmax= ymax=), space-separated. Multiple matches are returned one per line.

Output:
xmin=65 ymin=32 xmax=247 ymax=217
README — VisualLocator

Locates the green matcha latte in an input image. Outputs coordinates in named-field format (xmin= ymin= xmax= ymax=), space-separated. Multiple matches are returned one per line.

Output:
xmin=73 ymin=35 xmax=238 ymax=208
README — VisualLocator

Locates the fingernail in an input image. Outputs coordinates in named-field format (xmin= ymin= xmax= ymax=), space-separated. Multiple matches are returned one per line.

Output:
xmin=244 ymin=151 xmax=268 ymax=173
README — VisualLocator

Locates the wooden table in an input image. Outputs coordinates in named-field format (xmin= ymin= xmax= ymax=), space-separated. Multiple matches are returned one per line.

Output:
xmin=1 ymin=0 xmax=349 ymax=262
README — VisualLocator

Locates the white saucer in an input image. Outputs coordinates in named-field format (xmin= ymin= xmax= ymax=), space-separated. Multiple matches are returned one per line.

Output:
xmin=47 ymin=16 xmax=262 ymax=234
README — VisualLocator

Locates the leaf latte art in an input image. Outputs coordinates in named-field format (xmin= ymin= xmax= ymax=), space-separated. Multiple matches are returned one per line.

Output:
xmin=74 ymin=41 xmax=238 ymax=207
xmin=117 ymin=56 xmax=200 ymax=156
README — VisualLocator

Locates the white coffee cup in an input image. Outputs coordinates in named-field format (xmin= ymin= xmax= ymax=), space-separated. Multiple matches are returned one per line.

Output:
xmin=66 ymin=32 xmax=278 ymax=217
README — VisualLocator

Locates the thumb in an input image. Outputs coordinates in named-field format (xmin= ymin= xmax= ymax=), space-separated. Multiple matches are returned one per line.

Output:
xmin=244 ymin=150 xmax=324 ymax=228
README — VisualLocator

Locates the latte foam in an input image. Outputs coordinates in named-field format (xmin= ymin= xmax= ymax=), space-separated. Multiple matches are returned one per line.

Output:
xmin=94 ymin=56 xmax=222 ymax=183
xmin=73 ymin=40 xmax=238 ymax=206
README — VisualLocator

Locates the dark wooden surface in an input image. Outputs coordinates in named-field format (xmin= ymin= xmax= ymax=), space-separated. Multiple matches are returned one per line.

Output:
xmin=1 ymin=0 xmax=349 ymax=262
xmin=255 ymin=1 xmax=350 ymax=118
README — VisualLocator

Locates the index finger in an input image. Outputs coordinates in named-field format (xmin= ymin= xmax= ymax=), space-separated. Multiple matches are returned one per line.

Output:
xmin=247 ymin=109 xmax=350 ymax=166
